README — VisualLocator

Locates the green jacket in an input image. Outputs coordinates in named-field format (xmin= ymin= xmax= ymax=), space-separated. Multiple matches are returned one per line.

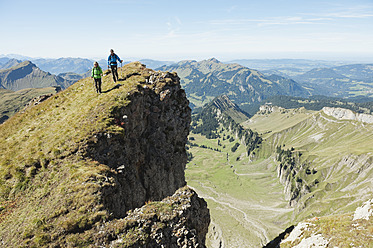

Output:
xmin=92 ymin=66 xmax=103 ymax=79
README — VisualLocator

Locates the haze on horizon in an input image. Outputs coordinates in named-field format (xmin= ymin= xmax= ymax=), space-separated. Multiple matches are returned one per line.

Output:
xmin=1 ymin=0 xmax=373 ymax=62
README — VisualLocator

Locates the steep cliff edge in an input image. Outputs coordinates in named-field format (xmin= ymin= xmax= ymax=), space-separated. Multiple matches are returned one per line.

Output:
xmin=0 ymin=62 xmax=210 ymax=247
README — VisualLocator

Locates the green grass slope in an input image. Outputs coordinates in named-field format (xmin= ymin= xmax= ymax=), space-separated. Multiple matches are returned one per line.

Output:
xmin=242 ymin=105 xmax=315 ymax=136
xmin=0 ymin=62 xmax=191 ymax=247
xmin=246 ymin=107 xmax=373 ymax=222
xmin=0 ymin=87 xmax=60 ymax=124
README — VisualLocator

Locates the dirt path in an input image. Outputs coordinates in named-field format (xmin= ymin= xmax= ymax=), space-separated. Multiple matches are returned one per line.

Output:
xmin=191 ymin=183 xmax=269 ymax=244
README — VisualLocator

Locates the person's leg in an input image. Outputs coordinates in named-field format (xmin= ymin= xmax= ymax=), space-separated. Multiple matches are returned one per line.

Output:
xmin=98 ymin=78 xmax=102 ymax=93
xmin=111 ymin=65 xmax=117 ymax=82
xmin=115 ymin=65 xmax=119 ymax=80
xmin=94 ymin=78 xmax=99 ymax=93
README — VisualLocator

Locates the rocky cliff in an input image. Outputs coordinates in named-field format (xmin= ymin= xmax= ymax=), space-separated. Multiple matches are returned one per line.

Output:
xmin=0 ymin=62 xmax=210 ymax=247
xmin=277 ymin=199 xmax=373 ymax=247
xmin=322 ymin=106 xmax=373 ymax=123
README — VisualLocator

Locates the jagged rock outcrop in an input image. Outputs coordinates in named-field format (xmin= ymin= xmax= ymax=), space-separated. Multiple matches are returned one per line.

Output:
xmin=97 ymin=187 xmax=210 ymax=248
xmin=322 ymin=106 xmax=373 ymax=123
xmin=21 ymin=93 xmax=57 ymax=112
xmin=275 ymin=147 xmax=315 ymax=207
xmin=264 ymin=198 xmax=373 ymax=247
xmin=259 ymin=104 xmax=286 ymax=114
xmin=259 ymin=104 xmax=306 ymax=115
xmin=0 ymin=62 xmax=210 ymax=247
xmin=353 ymin=199 xmax=373 ymax=221
xmin=86 ymin=69 xmax=191 ymax=217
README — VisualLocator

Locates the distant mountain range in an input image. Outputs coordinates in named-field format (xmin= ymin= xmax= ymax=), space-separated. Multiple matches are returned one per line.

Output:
xmin=138 ymin=59 xmax=174 ymax=69
xmin=0 ymin=55 xmax=174 ymax=75
xmin=0 ymin=61 xmax=70 ymax=91
xmin=228 ymin=58 xmax=348 ymax=75
xmin=158 ymin=58 xmax=310 ymax=112
xmin=293 ymin=64 xmax=373 ymax=97
xmin=1 ymin=55 xmax=372 ymax=110
xmin=0 ymin=58 xmax=23 ymax=70
xmin=33 ymin=57 xmax=95 ymax=75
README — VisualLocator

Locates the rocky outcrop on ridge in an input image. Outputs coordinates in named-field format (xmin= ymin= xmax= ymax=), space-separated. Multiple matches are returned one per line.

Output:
xmin=86 ymin=69 xmax=192 ymax=217
xmin=98 ymin=187 xmax=210 ymax=248
xmin=0 ymin=62 xmax=210 ymax=247
xmin=322 ymin=106 xmax=373 ymax=123
xmin=264 ymin=199 xmax=373 ymax=247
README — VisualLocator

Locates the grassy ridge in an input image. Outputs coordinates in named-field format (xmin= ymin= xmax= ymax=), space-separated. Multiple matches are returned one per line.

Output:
xmin=0 ymin=62 xmax=156 ymax=247
xmin=246 ymin=108 xmax=373 ymax=221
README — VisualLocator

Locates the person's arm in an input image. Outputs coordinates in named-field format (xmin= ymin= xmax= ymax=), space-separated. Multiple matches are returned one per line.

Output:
xmin=108 ymin=55 xmax=111 ymax=67
xmin=116 ymin=54 xmax=122 ymax=63
xmin=91 ymin=68 xmax=94 ymax=78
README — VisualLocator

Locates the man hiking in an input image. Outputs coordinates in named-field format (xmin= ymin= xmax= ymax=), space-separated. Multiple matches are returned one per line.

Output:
xmin=91 ymin=61 xmax=103 ymax=94
xmin=108 ymin=49 xmax=123 ymax=82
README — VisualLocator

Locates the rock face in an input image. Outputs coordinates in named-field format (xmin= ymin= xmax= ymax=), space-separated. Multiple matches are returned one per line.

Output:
xmin=86 ymin=70 xmax=191 ymax=217
xmin=259 ymin=104 xmax=286 ymax=114
xmin=353 ymin=199 xmax=373 ymax=221
xmin=264 ymin=199 xmax=373 ymax=247
xmin=322 ymin=107 xmax=373 ymax=123
xmin=99 ymin=187 xmax=210 ymax=248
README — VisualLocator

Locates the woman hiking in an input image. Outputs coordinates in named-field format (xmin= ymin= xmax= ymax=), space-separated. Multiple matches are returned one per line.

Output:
xmin=108 ymin=49 xmax=123 ymax=82
xmin=91 ymin=61 xmax=103 ymax=94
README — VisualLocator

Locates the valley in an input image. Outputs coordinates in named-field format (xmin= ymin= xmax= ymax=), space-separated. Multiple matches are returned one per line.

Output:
xmin=186 ymin=97 xmax=373 ymax=247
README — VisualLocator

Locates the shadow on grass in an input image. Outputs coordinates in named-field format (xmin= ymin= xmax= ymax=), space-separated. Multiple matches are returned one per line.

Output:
xmin=103 ymin=84 xmax=122 ymax=93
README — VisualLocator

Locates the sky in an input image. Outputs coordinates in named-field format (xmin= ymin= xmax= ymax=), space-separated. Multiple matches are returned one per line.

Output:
xmin=0 ymin=0 xmax=373 ymax=61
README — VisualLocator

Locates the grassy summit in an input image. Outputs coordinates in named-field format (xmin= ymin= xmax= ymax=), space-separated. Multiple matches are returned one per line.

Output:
xmin=0 ymin=62 xmax=189 ymax=247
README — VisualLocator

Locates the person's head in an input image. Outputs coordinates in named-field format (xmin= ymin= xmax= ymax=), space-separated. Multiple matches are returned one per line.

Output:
xmin=94 ymin=62 xmax=98 ymax=67
xmin=110 ymin=49 xmax=114 ymax=55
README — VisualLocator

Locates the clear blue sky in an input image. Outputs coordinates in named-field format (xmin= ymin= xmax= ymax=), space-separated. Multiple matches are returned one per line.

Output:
xmin=1 ymin=0 xmax=372 ymax=61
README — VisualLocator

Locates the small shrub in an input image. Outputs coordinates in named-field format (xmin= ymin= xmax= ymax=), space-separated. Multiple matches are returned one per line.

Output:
xmin=231 ymin=142 xmax=240 ymax=152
